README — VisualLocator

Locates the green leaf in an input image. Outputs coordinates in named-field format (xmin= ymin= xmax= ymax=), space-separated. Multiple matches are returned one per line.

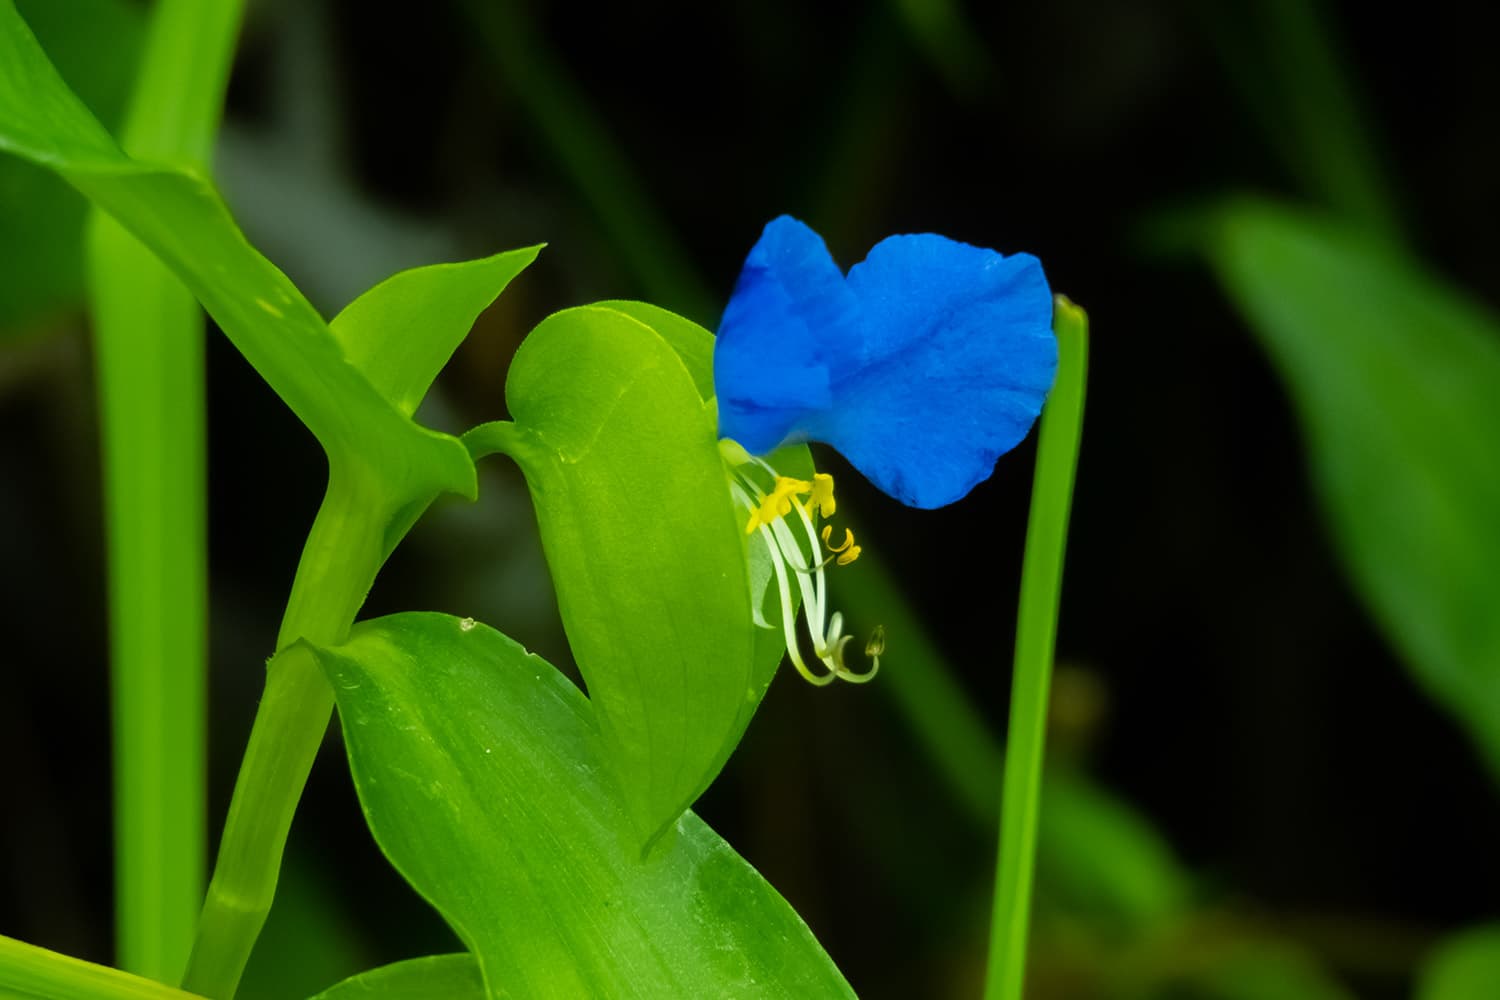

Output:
xmin=1188 ymin=941 xmax=1354 ymax=1000
xmin=594 ymin=299 xmax=715 ymax=400
xmin=586 ymin=299 xmax=813 ymax=647
xmin=0 ymin=0 xmax=471 ymax=502
xmin=1211 ymin=200 xmax=1500 ymax=777
xmin=308 ymin=955 xmax=484 ymax=1000
xmin=331 ymin=249 xmax=541 ymax=418
xmin=1417 ymin=924 xmax=1500 ymax=1000
xmin=466 ymin=305 xmax=783 ymax=846
xmin=310 ymin=612 xmax=854 ymax=1000
xmin=1037 ymin=775 xmax=1190 ymax=929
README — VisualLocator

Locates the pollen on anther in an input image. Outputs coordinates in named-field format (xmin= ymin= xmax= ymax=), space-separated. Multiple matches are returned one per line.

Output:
xmin=817 ymin=524 xmax=862 ymax=566
xmin=745 ymin=476 xmax=813 ymax=533
xmin=808 ymin=473 xmax=836 ymax=518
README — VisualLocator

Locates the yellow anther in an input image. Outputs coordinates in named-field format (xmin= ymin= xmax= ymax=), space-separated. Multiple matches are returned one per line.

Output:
xmin=819 ymin=524 xmax=861 ymax=564
xmin=745 ymin=476 xmax=812 ymax=534
xmin=808 ymin=473 xmax=836 ymax=518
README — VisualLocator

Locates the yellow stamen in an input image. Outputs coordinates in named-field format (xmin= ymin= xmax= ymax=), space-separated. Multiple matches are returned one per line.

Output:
xmin=819 ymin=524 xmax=862 ymax=565
xmin=745 ymin=476 xmax=812 ymax=534
xmin=807 ymin=473 xmax=836 ymax=518
xmin=820 ymin=524 xmax=852 ymax=552
xmin=725 ymin=455 xmax=881 ymax=686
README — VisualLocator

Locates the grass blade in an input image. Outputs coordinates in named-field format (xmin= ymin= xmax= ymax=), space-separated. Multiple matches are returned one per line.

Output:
xmin=984 ymin=297 xmax=1088 ymax=1000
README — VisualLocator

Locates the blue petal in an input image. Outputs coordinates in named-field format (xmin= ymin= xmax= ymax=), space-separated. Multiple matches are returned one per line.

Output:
xmin=714 ymin=216 xmax=861 ymax=453
xmin=714 ymin=220 xmax=1056 ymax=508
xmin=809 ymin=233 xmax=1056 ymax=508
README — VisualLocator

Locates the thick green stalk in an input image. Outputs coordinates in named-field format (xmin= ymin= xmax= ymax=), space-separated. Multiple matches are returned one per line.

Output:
xmin=86 ymin=0 xmax=244 ymax=981
xmin=0 ymin=933 xmax=204 ymax=1000
xmin=181 ymin=466 xmax=389 ymax=1000
xmin=983 ymin=298 xmax=1089 ymax=1000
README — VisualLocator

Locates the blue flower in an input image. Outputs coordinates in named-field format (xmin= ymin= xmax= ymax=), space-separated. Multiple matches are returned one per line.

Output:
xmin=714 ymin=215 xmax=1057 ymax=509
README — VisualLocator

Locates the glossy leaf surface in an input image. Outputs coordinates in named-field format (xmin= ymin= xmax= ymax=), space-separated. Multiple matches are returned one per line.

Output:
xmin=469 ymin=304 xmax=783 ymax=845
xmin=1213 ymin=201 xmax=1500 ymax=777
xmin=312 ymin=613 xmax=853 ymax=999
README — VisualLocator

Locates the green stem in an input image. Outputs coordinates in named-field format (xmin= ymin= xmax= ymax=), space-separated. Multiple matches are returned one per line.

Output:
xmin=181 ymin=466 xmax=387 ymax=999
xmin=983 ymin=297 xmax=1089 ymax=1000
xmin=87 ymin=0 xmax=244 ymax=981
xmin=0 ymin=934 xmax=204 ymax=1000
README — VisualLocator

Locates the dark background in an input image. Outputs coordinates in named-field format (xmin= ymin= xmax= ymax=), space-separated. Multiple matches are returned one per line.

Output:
xmin=3 ymin=1 xmax=1499 ymax=997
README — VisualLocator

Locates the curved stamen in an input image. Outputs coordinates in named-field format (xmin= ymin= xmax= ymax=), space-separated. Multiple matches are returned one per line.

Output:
xmin=724 ymin=448 xmax=880 ymax=687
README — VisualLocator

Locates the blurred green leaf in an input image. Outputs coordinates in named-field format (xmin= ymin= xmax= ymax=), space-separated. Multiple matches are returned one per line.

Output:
xmin=311 ymin=612 xmax=854 ymax=999
xmin=1189 ymin=941 xmax=1355 ymax=1000
xmin=1416 ymin=924 xmax=1500 ymax=1000
xmin=1197 ymin=1 xmax=1399 ymax=242
xmin=308 ymin=955 xmax=483 ymax=1000
xmin=455 ymin=0 xmax=714 ymax=321
xmin=889 ymin=0 xmax=993 ymax=96
xmin=1037 ymin=775 xmax=1191 ymax=930
xmin=87 ymin=0 xmax=244 ymax=976
xmin=1211 ymin=200 xmax=1500 ymax=778
xmin=0 ymin=0 xmax=141 ymax=335
xmin=464 ymin=305 xmax=781 ymax=847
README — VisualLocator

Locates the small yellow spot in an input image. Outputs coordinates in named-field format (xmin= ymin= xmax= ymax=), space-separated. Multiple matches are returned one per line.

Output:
xmin=254 ymin=297 xmax=284 ymax=318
